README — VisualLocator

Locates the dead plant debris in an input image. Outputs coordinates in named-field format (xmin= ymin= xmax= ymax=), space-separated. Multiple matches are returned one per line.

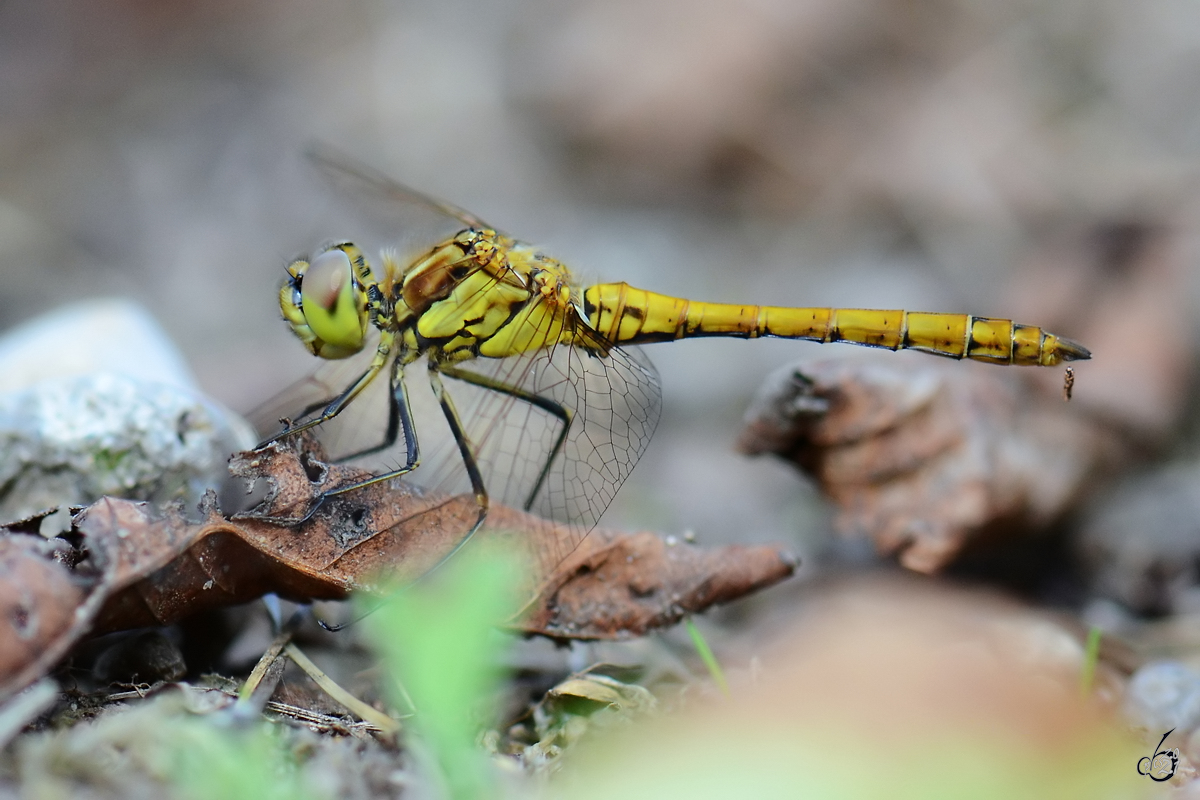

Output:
xmin=0 ymin=434 xmax=795 ymax=701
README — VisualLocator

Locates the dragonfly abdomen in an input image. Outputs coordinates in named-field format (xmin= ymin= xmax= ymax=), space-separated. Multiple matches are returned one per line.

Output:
xmin=582 ymin=283 xmax=1090 ymax=367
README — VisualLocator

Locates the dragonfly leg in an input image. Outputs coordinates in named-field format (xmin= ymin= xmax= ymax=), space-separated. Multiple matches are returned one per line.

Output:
xmin=272 ymin=365 xmax=403 ymax=465
xmin=427 ymin=364 xmax=489 ymax=554
xmin=256 ymin=331 xmax=396 ymax=449
xmin=438 ymin=364 xmax=573 ymax=513
xmin=255 ymin=365 xmax=378 ymax=449
xmin=330 ymin=358 xmax=409 ymax=463
xmin=310 ymin=363 xmax=491 ymax=587
xmin=285 ymin=365 xmax=422 ymax=523
xmin=293 ymin=394 xmax=341 ymax=426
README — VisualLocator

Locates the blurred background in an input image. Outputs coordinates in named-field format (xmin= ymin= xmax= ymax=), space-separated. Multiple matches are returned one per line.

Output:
xmin=2 ymin=0 xmax=1199 ymax=571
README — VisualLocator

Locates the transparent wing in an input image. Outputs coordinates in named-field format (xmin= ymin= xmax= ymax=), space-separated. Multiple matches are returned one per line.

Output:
xmin=421 ymin=320 xmax=662 ymax=577
xmin=250 ymin=313 xmax=662 ymax=581
xmin=305 ymin=144 xmax=492 ymax=232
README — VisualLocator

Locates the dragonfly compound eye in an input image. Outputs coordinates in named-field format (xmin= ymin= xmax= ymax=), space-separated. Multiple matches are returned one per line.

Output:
xmin=297 ymin=247 xmax=369 ymax=359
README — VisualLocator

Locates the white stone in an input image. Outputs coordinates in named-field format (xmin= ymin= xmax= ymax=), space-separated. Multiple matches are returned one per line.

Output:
xmin=0 ymin=298 xmax=196 ymax=395
xmin=0 ymin=301 xmax=256 ymax=520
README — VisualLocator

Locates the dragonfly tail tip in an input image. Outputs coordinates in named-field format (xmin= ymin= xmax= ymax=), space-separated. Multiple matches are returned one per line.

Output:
xmin=1058 ymin=337 xmax=1091 ymax=362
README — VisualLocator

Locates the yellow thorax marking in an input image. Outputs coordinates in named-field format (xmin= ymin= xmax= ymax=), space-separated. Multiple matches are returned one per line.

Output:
xmin=479 ymin=250 xmax=575 ymax=358
xmin=401 ymin=232 xmax=575 ymax=359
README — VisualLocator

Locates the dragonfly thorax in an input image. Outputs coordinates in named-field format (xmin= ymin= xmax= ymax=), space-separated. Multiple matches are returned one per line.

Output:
xmin=398 ymin=228 xmax=514 ymax=317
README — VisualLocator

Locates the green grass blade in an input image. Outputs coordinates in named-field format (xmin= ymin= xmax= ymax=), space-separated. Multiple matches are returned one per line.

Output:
xmin=685 ymin=617 xmax=729 ymax=696
xmin=1080 ymin=626 xmax=1102 ymax=696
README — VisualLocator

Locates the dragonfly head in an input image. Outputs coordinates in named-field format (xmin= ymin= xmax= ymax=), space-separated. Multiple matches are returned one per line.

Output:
xmin=280 ymin=244 xmax=370 ymax=360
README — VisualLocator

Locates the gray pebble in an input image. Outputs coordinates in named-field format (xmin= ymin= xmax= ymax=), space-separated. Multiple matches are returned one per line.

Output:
xmin=1126 ymin=661 xmax=1200 ymax=735
xmin=0 ymin=300 xmax=255 ymax=521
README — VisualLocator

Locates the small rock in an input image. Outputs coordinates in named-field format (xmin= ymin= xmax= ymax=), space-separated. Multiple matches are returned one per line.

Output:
xmin=1077 ymin=462 xmax=1200 ymax=614
xmin=1125 ymin=661 xmax=1200 ymax=735
xmin=0 ymin=299 xmax=196 ymax=394
xmin=0 ymin=300 xmax=255 ymax=520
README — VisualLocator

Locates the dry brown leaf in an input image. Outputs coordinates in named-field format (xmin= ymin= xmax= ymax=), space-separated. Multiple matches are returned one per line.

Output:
xmin=517 ymin=527 xmax=794 ymax=640
xmin=738 ymin=359 xmax=1123 ymax=573
xmin=0 ymin=434 xmax=795 ymax=701
xmin=0 ymin=500 xmax=216 ymax=702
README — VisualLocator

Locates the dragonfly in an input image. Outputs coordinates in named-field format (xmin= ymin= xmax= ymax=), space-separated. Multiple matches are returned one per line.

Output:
xmin=259 ymin=150 xmax=1091 ymax=578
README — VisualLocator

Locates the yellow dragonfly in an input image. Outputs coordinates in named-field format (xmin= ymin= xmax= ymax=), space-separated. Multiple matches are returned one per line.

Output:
xmin=259 ymin=151 xmax=1090 ymax=575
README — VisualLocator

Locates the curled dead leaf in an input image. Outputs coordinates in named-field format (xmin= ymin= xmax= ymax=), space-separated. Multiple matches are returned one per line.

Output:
xmin=738 ymin=359 xmax=1124 ymax=573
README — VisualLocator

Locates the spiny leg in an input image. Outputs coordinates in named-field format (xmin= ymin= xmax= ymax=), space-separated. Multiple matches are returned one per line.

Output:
xmin=292 ymin=394 xmax=341 ymax=427
xmin=269 ymin=359 xmax=404 ymax=465
xmin=255 ymin=365 xmax=378 ymax=450
xmin=438 ymin=364 xmax=573 ymax=513
xmin=311 ymin=367 xmax=420 ymax=497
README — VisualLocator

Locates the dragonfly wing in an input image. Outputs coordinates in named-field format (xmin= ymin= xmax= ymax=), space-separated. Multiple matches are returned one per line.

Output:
xmin=425 ymin=333 xmax=662 ymax=577
xmin=305 ymin=144 xmax=492 ymax=231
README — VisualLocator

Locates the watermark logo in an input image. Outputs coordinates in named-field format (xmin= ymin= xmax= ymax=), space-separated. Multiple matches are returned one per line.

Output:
xmin=1137 ymin=729 xmax=1179 ymax=782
